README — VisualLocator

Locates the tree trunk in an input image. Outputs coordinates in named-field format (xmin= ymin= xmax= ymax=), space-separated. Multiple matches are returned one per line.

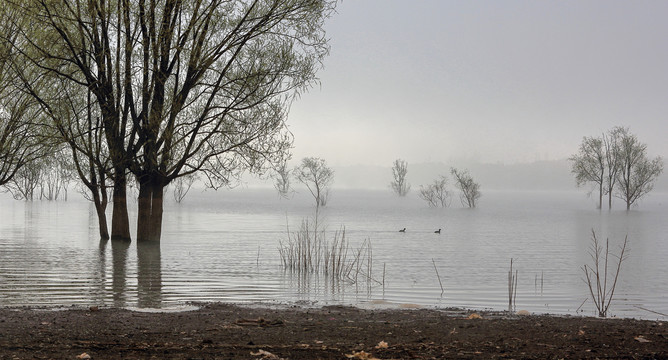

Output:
xmin=111 ymin=173 xmax=131 ymax=241
xmin=608 ymin=192 xmax=613 ymax=210
xmin=93 ymin=194 xmax=110 ymax=240
xmin=598 ymin=182 xmax=603 ymax=210
xmin=137 ymin=179 xmax=165 ymax=243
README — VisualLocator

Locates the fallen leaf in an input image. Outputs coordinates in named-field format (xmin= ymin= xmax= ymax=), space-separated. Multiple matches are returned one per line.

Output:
xmin=449 ymin=327 xmax=457 ymax=335
xmin=467 ymin=313 xmax=482 ymax=320
xmin=375 ymin=340 xmax=388 ymax=349
xmin=345 ymin=351 xmax=379 ymax=360
xmin=634 ymin=336 xmax=651 ymax=343
xmin=578 ymin=329 xmax=586 ymax=336
xmin=250 ymin=349 xmax=282 ymax=359
xmin=76 ymin=353 xmax=91 ymax=360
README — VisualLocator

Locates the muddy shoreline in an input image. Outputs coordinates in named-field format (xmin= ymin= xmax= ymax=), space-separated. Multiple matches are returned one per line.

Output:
xmin=0 ymin=303 xmax=666 ymax=359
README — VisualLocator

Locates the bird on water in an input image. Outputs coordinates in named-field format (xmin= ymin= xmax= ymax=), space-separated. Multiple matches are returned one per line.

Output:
xmin=435 ymin=229 xmax=441 ymax=234
xmin=399 ymin=228 xmax=406 ymax=232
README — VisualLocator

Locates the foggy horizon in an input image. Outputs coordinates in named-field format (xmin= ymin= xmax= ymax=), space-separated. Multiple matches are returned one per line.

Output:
xmin=287 ymin=0 xmax=668 ymax=168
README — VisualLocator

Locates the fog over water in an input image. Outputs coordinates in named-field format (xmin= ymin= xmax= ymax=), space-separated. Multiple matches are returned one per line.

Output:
xmin=1 ymin=189 xmax=666 ymax=320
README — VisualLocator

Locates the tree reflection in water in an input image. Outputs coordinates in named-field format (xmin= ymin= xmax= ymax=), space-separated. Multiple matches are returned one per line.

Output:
xmin=137 ymin=242 xmax=162 ymax=308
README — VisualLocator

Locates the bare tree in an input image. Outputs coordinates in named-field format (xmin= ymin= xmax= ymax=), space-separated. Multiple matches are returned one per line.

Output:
xmin=295 ymin=157 xmax=333 ymax=208
xmin=451 ymin=168 xmax=481 ymax=208
xmin=11 ymin=0 xmax=337 ymax=242
xmin=418 ymin=176 xmax=449 ymax=208
xmin=273 ymin=162 xmax=292 ymax=198
xmin=570 ymin=136 xmax=605 ymax=209
xmin=390 ymin=159 xmax=410 ymax=197
xmin=615 ymin=130 xmax=663 ymax=210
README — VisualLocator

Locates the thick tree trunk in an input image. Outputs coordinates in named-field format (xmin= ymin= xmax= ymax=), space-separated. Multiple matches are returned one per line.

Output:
xmin=111 ymin=174 xmax=131 ymax=241
xmin=598 ymin=182 xmax=603 ymax=210
xmin=137 ymin=179 xmax=165 ymax=243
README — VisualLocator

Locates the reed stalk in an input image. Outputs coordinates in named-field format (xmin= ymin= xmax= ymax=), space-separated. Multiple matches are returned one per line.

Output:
xmin=432 ymin=258 xmax=444 ymax=295
xmin=508 ymin=258 xmax=518 ymax=312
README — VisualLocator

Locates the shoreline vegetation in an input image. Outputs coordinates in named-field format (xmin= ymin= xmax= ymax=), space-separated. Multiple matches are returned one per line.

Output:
xmin=0 ymin=302 xmax=666 ymax=359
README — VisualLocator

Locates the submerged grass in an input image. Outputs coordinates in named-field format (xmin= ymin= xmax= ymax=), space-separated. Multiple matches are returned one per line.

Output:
xmin=278 ymin=215 xmax=377 ymax=285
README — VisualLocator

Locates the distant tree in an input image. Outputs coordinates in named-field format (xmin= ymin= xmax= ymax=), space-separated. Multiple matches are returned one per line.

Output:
xmin=295 ymin=157 xmax=334 ymax=208
xmin=4 ymin=159 xmax=42 ymax=201
xmin=172 ymin=174 xmax=197 ymax=204
xmin=570 ymin=136 xmax=606 ymax=209
xmin=273 ymin=162 xmax=292 ymax=198
xmin=39 ymin=149 xmax=73 ymax=201
xmin=390 ymin=159 xmax=411 ymax=197
xmin=615 ymin=130 xmax=663 ymax=210
xmin=418 ymin=176 xmax=450 ymax=208
xmin=451 ymin=168 xmax=481 ymax=208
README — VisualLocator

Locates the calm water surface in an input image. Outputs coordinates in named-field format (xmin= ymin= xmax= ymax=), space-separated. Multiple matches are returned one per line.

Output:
xmin=1 ymin=189 xmax=666 ymax=319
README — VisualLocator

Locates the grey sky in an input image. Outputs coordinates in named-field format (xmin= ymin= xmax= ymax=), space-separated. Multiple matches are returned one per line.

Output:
xmin=287 ymin=0 xmax=668 ymax=167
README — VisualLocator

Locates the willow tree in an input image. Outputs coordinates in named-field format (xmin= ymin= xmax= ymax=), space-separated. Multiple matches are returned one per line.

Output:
xmin=11 ymin=0 xmax=336 ymax=242
xmin=0 ymin=4 xmax=46 ymax=188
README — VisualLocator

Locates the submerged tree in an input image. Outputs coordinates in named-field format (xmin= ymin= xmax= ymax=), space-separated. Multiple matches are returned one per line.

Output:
xmin=571 ymin=127 xmax=663 ymax=210
xmin=273 ymin=162 xmax=292 ymax=198
xmin=570 ymin=136 xmax=605 ymax=209
xmin=10 ymin=0 xmax=337 ymax=242
xmin=295 ymin=157 xmax=333 ymax=208
xmin=418 ymin=176 xmax=449 ymax=208
xmin=451 ymin=168 xmax=481 ymax=208
xmin=615 ymin=130 xmax=663 ymax=210
xmin=390 ymin=159 xmax=410 ymax=197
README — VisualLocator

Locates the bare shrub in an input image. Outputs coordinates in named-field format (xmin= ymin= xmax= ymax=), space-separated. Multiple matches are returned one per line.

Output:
xmin=582 ymin=230 xmax=628 ymax=318
xmin=418 ymin=176 xmax=450 ymax=207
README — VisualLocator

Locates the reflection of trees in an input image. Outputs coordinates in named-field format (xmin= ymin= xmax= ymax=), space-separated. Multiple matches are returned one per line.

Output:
xmin=111 ymin=240 xmax=130 ymax=307
xmin=137 ymin=243 xmax=162 ymax=308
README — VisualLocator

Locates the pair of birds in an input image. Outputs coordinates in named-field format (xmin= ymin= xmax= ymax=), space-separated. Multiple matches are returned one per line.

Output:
xmin=399 ymin=228 xmax=441 ymax=234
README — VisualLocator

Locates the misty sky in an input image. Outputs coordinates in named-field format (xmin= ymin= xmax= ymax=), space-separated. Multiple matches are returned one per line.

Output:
xmin=287 ymin=1 xmax=668 ymax=167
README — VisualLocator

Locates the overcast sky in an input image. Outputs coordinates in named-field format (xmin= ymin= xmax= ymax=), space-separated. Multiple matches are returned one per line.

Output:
xmin=287 ymin=0 xmax=668 ymax=167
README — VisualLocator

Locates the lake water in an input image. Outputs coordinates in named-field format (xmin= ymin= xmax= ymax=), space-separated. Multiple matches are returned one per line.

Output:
xmin=1 ymin=188 xmax=667 ymax=320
